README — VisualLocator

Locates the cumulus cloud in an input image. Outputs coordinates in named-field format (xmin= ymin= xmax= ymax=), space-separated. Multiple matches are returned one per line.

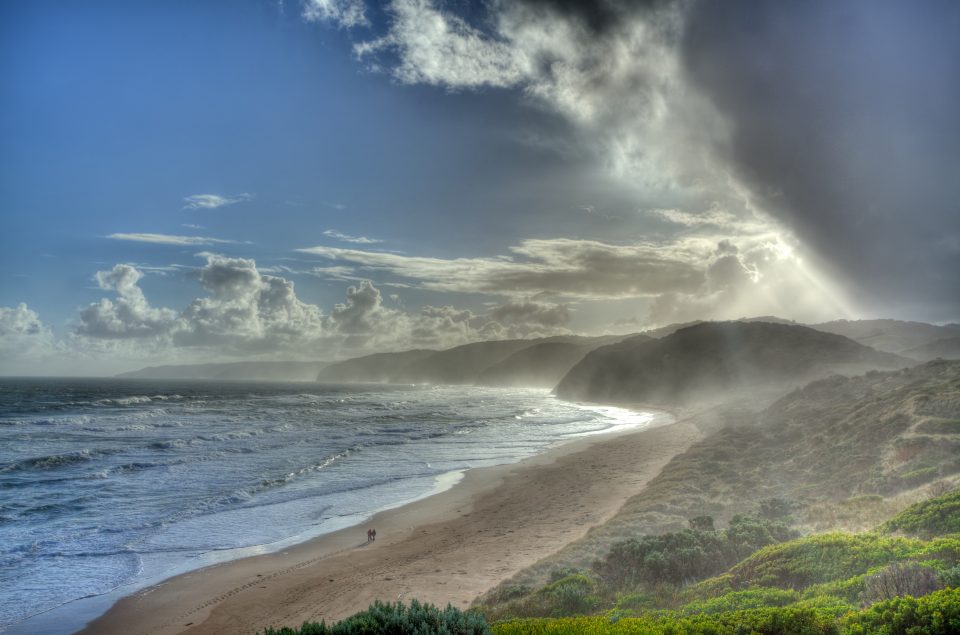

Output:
xmin=175 ymin=254 xmax=327 ymax=351
xmin=182 ymin=193 xmax=254 ymax=210
xmin=57 ymin=254 xmax=579 ymax=363
xmin=107 ymin=233 xmax=239 ymax=246
xmin=322 ymin=229 xmax=383 ymax=244
xmin=77 ymin=265 xmax=180 ymax=339
xmin=0 ymin=303 xmax=58 ymax=361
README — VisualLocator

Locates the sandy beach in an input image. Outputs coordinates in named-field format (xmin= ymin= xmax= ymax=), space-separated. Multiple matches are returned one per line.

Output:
xmin=80 ymin=415 xmax=703 ymax=635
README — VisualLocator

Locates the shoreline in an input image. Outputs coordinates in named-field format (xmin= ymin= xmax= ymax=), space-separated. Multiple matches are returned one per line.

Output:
xmin=71 ymin=409 xmax=702 ymax=635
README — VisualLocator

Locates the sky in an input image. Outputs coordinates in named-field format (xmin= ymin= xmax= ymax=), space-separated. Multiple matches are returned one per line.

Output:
xmin=1 ymin=0 xmax=958 ymax=375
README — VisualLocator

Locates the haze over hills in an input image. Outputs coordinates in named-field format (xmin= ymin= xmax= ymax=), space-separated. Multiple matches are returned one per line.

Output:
xmin=903 ymin=336 xmax=960 ymax=362
xmin=555 ymin=321 xmax=909 ymax=406
xmin=811 ymin=319 xmax=960 ymax=356
xmin=316 ymin=335 xmax=631 ymax=386
xmin=476 ymin=336 xmax=635 ymax=388
xmin=116 ymin=361 xmax=329 ymax=382
xmin=315 ymin=350 xmax=438 ymax=384
xmin=114 ymin=318 xmax=957 ymax=385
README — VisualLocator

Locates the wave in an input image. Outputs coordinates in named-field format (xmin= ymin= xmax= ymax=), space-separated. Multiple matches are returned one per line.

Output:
xmin=0 ymin=449 xmax=117 ymax=473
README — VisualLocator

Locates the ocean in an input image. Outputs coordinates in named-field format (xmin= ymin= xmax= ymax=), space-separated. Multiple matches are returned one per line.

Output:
xmin=0 ymin=378 xmax=663 ymax=633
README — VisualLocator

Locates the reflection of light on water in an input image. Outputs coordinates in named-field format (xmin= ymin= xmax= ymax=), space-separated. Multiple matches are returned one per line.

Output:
xmin=565 ymin=403 xmax=664 ymax=438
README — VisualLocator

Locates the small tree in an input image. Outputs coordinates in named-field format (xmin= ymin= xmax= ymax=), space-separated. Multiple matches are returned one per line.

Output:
xmin=861 ymin=562 xmax=944 ymax=606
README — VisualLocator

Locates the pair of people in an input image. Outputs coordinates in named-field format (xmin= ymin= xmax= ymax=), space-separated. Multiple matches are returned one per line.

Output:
xmin=366 ymin=528 xmax=377 ymax=542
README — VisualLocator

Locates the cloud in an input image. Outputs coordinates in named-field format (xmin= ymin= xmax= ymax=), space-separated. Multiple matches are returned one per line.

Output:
xmin=490 ymin=300 xmax=571 ymax=328
xmin=331 ymin=0 xmax=960 ymax=320
xmin=645 ymin=238 xmax=852 ymax=327
xmin=680 ymin=0 xmax=960 ymax=313
xmin=106 ymin=233 xmax=239 ymax=246
xmin=323 ymin=229 xmax=383 ymax=244
xmin=0 ymin=303 xmax=57 ymax=354
xmin=76 ymin=265 xmax=180 ymax=339
xmin=182 ymin=193 xmax=254 ymax=210
xmin=302 ymin=0 xmax=367 ymax=28
xmin=297 ymin=238 xmax=706 ymax=299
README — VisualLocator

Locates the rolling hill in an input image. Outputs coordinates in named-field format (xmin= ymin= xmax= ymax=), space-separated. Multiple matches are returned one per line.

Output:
xmin=555 ymin=321 xmax=909 ymax=406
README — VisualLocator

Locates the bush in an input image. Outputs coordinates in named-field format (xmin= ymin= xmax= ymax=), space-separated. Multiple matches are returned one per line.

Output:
xmin=492 ymin=607 xmax=841 ymax=634
xmin=596 ymin=515 xmax=797 ymax=590
xmin=677 ymin=587 xmax=799 ymax=615
xmin=880 ymin=489 xmax=960 ymax=537
xmin=259 ymin=600 xmax=491 ymax=635
xmin=861 ymin=562 xmax=944 ymax=606
xmin=842 ymin=587 xmax=960 ymax=634
xmin=540 ymin=574 xmax=600 ymax=616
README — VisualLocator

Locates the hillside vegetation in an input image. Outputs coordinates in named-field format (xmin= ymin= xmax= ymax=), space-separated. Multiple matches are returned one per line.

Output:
xmin=486 ymin=360 xmax=960 ymax=595
xmin=555 ymin=322 xmax=908 ymax=406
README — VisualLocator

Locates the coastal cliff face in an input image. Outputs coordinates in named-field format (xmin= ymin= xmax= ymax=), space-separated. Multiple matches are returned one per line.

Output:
xmin=554 ymin=321 xmax=909 ymax=406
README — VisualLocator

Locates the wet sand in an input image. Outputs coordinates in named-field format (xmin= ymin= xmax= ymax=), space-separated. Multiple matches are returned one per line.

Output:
xmin=80 ymin=416 xmax=703 ymax=635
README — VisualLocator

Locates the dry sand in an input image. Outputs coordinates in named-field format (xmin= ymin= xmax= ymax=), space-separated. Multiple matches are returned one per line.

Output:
xmin=80 ymin=416 xmax=703 ymax=635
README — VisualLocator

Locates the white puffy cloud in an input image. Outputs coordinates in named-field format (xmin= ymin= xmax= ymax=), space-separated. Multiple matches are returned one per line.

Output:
xmin=175 ymin=254 xmax=327 ymax=352
xmin=0 ymin=303 xmax=59 ymax=363
xmin=77 ymin=265 xmax=180 ymax=339
xmin=182 ymin=193 xmax=253 ymax=210
xmin=54 ymin=254 xmax=580 ymax=364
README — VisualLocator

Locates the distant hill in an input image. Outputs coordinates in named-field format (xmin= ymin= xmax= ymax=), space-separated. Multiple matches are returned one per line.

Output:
xmin=316 ymin=349 xmax=438 ymax=384
xmin=117 ymin=361 xmax=329 ymax=382
xmin=401 ymin=339 xmax=547 ymax=385
xmin=476 ymin=335 xmax=636 ymax=388
xmin=901 ymin=336 xmax=960 ymax=361
xmin=811 ymin=318 xmax=960 ymax=355
xmin=555 ymin=321 xmax=909 ymax=406
xmin=317 ymin=335 xmax=637 ymax=386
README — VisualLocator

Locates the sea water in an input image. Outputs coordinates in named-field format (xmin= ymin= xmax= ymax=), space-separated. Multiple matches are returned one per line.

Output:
xmin=0 ymin=378 xmax=664 ymax=633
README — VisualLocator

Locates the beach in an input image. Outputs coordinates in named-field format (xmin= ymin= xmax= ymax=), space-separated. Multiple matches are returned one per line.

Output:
xmin=79 ymin=416 xmax=703 ymax=635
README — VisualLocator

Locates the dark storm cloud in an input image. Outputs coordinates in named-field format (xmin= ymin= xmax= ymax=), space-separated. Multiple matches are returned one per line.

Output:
xmin=681 ymin=0 xmax=960 ymax=314
xmin=508 ymin=0 xmax=657 ymax=34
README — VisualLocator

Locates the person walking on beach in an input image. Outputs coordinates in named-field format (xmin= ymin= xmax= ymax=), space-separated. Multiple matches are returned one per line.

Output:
xmin=371 ymin=528 xmax=377 ymax=542
xmin=366 ymin=528 xmax=373 ymax=542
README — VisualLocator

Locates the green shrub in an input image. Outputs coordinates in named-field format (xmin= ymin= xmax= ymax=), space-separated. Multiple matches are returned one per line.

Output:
xmin=841 ymin=587 xmax=960 ymax=634
xmin=540 ymin=574 xmax=600 ymax=616
xmin=596 ymin=515 xmax=797 ymax=590
xmin=259 ymin=600 xmax=491 ymax=635
xmin=677 ymin=587 xmax=799 ymax=615
xmin=718 ymin=533 xmax=921 ymax=590
xmin=492 ymin=606 xmax=840 ymax=634
xmin=880 ymin=489 xmax=960 ymax=537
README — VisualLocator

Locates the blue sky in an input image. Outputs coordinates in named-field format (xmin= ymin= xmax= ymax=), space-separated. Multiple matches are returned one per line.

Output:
xmin=2 ymin=0 xmax=957 ymax=374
